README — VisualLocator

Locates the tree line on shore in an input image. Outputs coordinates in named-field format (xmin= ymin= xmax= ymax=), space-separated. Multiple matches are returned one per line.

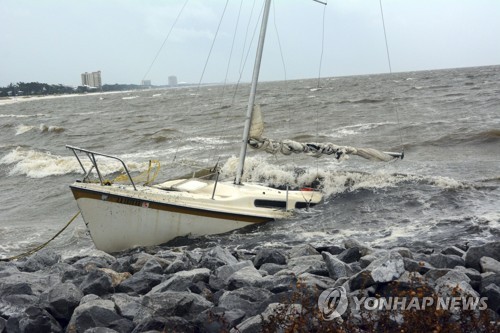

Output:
xmin=0 ymin=82 xmax=149 ymax=97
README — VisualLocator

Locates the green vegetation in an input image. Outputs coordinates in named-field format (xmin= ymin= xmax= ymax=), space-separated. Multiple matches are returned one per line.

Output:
xmin=0 ymin=82 xmax=148 ymax=97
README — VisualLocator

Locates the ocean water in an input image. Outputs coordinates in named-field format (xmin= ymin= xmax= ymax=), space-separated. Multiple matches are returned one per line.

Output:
xmin=1 ymin=65 xmax=499 ymax=258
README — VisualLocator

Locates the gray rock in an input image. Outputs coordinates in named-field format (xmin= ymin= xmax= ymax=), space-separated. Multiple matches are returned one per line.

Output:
xmin=148 ymin=268 xmax=210 ymax=293
xmin=199 ymin=246 xmax=238 ymax=270
xmin=287 ymin=255 xmax=327 ymax=276
xmin=164 ymin=257 xmax=192 ymax=274
xmin=196 ymin=307 xmax=246 ymax=333
xmin=297 ymin=272 xmax=335 ymax=296
xmin=0 ymin=281 xmax=33 ymax=296
xmin=253 ymin=248 xmax=287 ymax=268
xmin=453 ymin=266 xmax=482 ymax=292
xmin=138 ymin=258 xmax=164 ymax=275
xmin=66 ymin=299 xmax=123 ymax=333
xmin=0 ymin=317 xmax=5 ymax=333
xmin=259 ymin=263 xmax=287 ymax=275
xmin=19 ymin=249 xmax=61 ymax=272
xmin=132 ymin=316 xmax=193 ymax=333
xmin=481 ymin=283 xmax=500 ymax=314
xmin=129 ymin=253 xmax=161 ymax=273
xmin=83 ymin=328 xmax=119 ymax=333
xmin=116 ymin=271 xmax=163 ymax=295
xmin=6 ymin=306 xmax=62 ymax=333
xmin=322 ymin=252 xmax=349 ymax=280
xmin=349 ymin=270 xmax=376 ymax=291
xmin=392 ymin=247 xmax=414 ymax=259
xmin=218 ymin=287 xmax=273 ymax=318
xmin=228 ymin=266 xmax=263 ymax=290
xmin=232 ymin=303 xmax=302 ymax=333
xmin=359 ymin=251 xmax=389 ymax=269
xmin=111 ymin=293 xmax=145 ymax=320
xmin=40 ymin=282 xmax=83 ymax=322
xmin=110 ymin=256 xmax=133 ymax=273
xmin=424 ymin=268 xmax=452 ymax=282
xmin=314 ymin=243 xmax=345 ymax=255
xmin=210 ymin=260 xmax=253 ymax=290
xmin=140 ymin=291 xmax=213 ymax=321
xmin=80 ymin=269 xmax=113 ymax=296
xmin=71 ymin=254 xmax=116 ymax=271
xmin=441 ymin=246 xmax=466 ymax=257
xmin=367 ymin=252 xmax=405 ymax=283
xmin=337 ymin=247 xmax=362 ymax=264
xmin=403 ymin=258 xmax=433 ymax=274
xmin=287 ymin=244 xmax=319 ymax=258
xmin=258 ymin=273 xmax=297 ymax=293
xmin=108 ymin=318 xmax=134 ymax=333
xmin=435 ymin=271 xmax=478 ymax=298
xmin=343 ymin=238 xmax=373 ymax=256
xmin=480 ymin=256 xmax=500 ymax=275
xmin=0 ymin=294 xmax=39 ymax=318
xmin=465 ymin=242 xmax=500 ymax=271
xmin=481 ymin=272 xmax=500 ymax=293
xmin=427 ymin=253 xmax=465 ymax=269
xmin=80 ymin=294 xmax=100 ymax=304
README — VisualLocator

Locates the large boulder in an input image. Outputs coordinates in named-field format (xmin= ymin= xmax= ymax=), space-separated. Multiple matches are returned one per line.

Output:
xmin=40 ymin=282 xmax=83 ymax=322
xmin=139 ymin=291 xmax=213 ymax=321
xmin=6 ymin=306 xmax=62 ymax=333
xmin=218 ymin=287 xmax=273 ymax=319
xmin=66 ymin=299 xmax=124 ymax=333
xmin=322 ymin=252 xmax=350 ymax=280
xmin=479 ymin=256 xmax=500 ymax=275
xmin=253 ymin=248 xmax=287 ymax=268
xmin=111 ymin=293 xmax=145 ymax=321
xmin=199 ymin=246 xmax=238 ymax=270
xmin=116 ymin=271 xmax=163 ymax=295
xmin=287 ymin=255 xmax=328 ymax=276
xmin=148 ymin=268 xmax=210 ymax=293
xmin=19 ymin=249 xmax=61 ymax=272
xmin=80 ymin=269 xmax=113 ymax=296
xmin=227 ymin=266 xmax=263 ymax=290
xmin=465 ymin=242 xmax=500 ymax=271
xmin=426 ymin=253 xmax=465 ymax=269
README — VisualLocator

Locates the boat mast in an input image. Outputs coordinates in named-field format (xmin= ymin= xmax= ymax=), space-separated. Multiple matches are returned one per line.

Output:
xmin=235 ymin=0 xmax=272 ymax=185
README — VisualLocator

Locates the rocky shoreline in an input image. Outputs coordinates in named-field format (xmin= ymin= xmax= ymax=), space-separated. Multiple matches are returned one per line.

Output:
xmin=1 ymin=239 xmax=499 ymax=332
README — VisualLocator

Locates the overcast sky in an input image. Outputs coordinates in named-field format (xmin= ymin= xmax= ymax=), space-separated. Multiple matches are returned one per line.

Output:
xmin=1 ymin=0 xmax=500 ymax=87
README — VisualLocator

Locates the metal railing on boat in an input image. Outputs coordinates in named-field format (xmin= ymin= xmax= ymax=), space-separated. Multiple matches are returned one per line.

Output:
xmin=66 ymin=145 xmax=137 ymax=190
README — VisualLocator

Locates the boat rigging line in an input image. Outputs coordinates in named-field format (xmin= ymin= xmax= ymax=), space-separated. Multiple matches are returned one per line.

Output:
xmin=379 ymin=0 xmax=405 ymax=157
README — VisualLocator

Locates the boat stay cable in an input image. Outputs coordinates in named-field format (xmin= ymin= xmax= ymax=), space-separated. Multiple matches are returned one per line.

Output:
xmin=379 ymin=0 xmax=405 ymax=156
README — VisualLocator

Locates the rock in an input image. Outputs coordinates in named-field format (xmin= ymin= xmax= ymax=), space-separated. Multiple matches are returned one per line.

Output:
xmin=66 ymin=299 xmax=123 ymax=333
xmin=199 ymin=246 xmax=238 ymax=270
xmin=480 ymin=256 xmax=500 ymax=275
xmin=287 ymin=244 xmax=319 ymax=258
xmin=83 ymin=328 xmax=119 ymax=333
xmin=322 ymin=252 xmax=350 ymax=280
xmin=6 ymin=306 xmax=62 ymax=333
xmin=426 ymin=253 xmax=465 ymax=269
xmin=297 ymin=273 xmax=335 ymax=297
xmin=435 ymin=271 xmax=478 ymax=298
xmin=343 ymin=238 xmax=373 ymax=256
xmin=0 ymin=317 xmax=5 ymax=332
xmin=441 ymin=246 xmax=466 ymax=257
xmin=108 ymin=318 xmax=135 ymax=333
xmin=392 ymin=247 xmax=414 ymax=259
xmin=359 ymin=251 xmax=389 ymax=269
xmin=314 ymin=243 xmax=345 ymax=255
xmin=423 ymin=268 xmax=452 ymax=282
xmin=0 ymin=294 xmax=39 ymax=318
xmin=349 ymin=270 xmax=376 ymax=291
xmin=110 ymin=256 xmax=133 ymax=273
xmin=218 ymin=287 xmax=273 ymax=318
xmin=232 ymin=303 xmax=302 ymax=333
xmin=481 ymin=272 xmax=500 ymax=293
xmin=287 ymin=255 xmax=328 ymax=276
xmin=98 ymin=268 xmax=131 ymax=287
xmin=40 ymin=282 xmax=83 ymax=322
xmin=209 ymin=261 xmax=253 ymax=291
xmin=148 ymin=268 xmax=210 ymax=293
xmin=116 ymin=272 xmax=163 ymax=295
xmin=80 ymin=269 xmax=113 ymax=296
xmin=71 ymin=254 xmax=116 ymax=271
xmin=164 ymin=257 xmax=192 ymax=274
xmin=259 ymin=263 xmax=287 ymax=276
xmin=140 ymin=291 xmax=213 ymax=321
xmin=453 ymin=266 xmax=482 ymax=292
xmin=138 ymin=258 xmax=165 ymax=275
xmin=19 ymin=249 xmax=61 ymax=272
xmin=337 ymin=247 xmax=362 ymax=264
xmin=367 ymin=252 xmax=405 ymax=283
xmin=481 ymin=283 xmax=500 ymax=314
xmin=403 ymin=258 xmax=433 ymax=274
xmin=80 ymin=294 xmax=100 ymax=304
xmin=196 ymin=307 xmax=246 ymax=333
xmin=258 ymin=273 xmax=297 ymax=294
xmin=465 ymin=242 xmax=500 ymax=271
xmin=111 ymin=293 xmax=144 ymax=321
xmin=0 ymin=281 xmax=33 ymax=296
xmin=132 ymin=316 xmax=193 ymax=333
xmin=129 ymin=253 xmax=161 ymax=273
xmin=228 ymin=266 xmax=263 ymax=290
xmin=253 ymin=248 xmax=287 ymax=268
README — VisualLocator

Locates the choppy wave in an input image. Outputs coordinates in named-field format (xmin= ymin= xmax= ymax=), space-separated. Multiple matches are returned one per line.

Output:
xmin=0 ymin=113 xmax=45 ymax=118
xmin=418 ymin=129 xmax=500 ymax=147
xmin=122 ymin=96 xmax=139 ymax=100
xmin=15 ymin=124 xmax=65 ymax=135
xmin=0 ymin=147 xmax=153 ymax=178
xmin=338 ymin=98 xmax=385 ymax=104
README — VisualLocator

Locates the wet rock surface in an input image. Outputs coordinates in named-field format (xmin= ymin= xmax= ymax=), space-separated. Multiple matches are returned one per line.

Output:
xmin=0 ymin=240 xmax=498 ymax=332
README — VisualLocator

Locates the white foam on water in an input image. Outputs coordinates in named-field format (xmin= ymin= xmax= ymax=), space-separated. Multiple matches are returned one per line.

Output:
xmin=324 ymin=121 xmax=397 ymax=138
xmin=122 ymin=96 xmax=139 ymax=100
xmin=0 ymin=113 xmax=45 ymax=118
xmin=0 ymin=147 xmax=154 ymax=178
xmin=15 ymin=123 xmax=65 ymax=135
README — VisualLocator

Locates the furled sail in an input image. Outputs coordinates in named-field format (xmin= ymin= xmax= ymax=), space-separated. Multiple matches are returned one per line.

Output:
xmin=248 ymin=105 xmax=403 ymax=162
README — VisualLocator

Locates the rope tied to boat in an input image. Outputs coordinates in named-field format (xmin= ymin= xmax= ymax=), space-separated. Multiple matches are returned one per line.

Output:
xmin=0 ymin=211 xmax=81 ymax=262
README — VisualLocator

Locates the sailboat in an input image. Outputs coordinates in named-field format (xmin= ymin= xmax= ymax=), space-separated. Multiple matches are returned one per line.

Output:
xmin=67 ymin=0 xmax=402 ymax=253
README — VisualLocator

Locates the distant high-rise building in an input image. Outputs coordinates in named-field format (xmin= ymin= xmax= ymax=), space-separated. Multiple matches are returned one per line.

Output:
xmin=141 ymin=80 xmax=151 ymax=86
xmin=168 ymin=75 xmax=178 ymax=87
xmin=81 ymin=71 xmax=102 ymax=88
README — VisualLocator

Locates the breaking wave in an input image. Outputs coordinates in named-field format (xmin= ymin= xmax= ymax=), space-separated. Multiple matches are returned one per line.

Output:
xmin=15 ymin=124 xmax=65 ymax=135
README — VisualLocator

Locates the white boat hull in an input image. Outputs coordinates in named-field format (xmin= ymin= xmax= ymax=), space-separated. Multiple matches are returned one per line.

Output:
xmin=71 ymin=179 xmax=321 ymax=253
